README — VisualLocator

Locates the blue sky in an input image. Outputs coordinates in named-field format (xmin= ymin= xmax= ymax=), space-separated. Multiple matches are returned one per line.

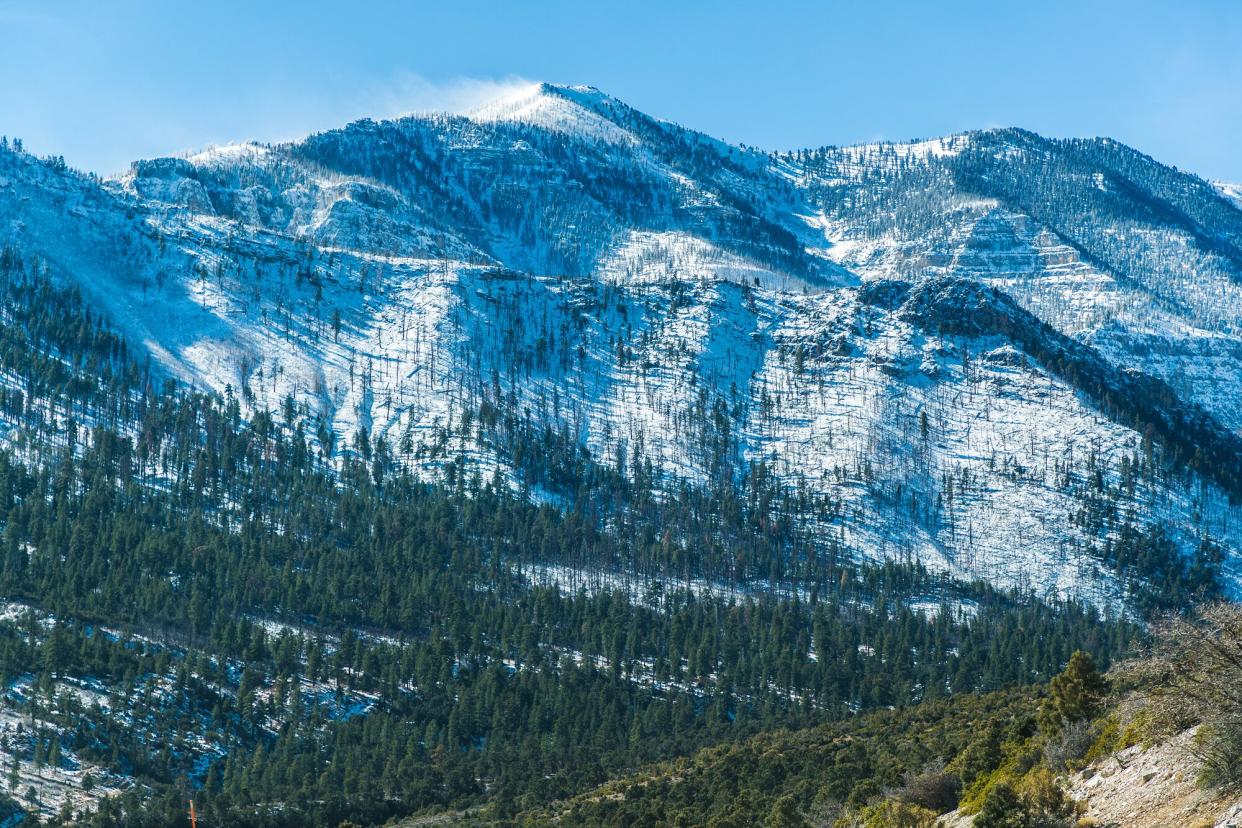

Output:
xmin=3 ymin=0 xmax=1240 ymax=181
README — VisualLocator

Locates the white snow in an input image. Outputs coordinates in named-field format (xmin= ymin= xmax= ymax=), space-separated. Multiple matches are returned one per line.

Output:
xmin=1214 ymin=181 xmax=1242 ymax=211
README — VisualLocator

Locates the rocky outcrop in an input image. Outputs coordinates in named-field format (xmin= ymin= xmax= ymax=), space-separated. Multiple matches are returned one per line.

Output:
xmin=1069 ymin=728 xmax=1241 ymax=828
xmin=936 ymin=728 xmax=1241 ymax=828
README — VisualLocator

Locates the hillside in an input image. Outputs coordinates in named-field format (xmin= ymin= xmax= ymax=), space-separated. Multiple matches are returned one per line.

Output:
xmin=1066 ymin=729 xmax=1240 ymax=828
xmin=509 ymin=605 xmax=1242 ymax=828
xmin=0 ymin=84 xmax=1238 ymax=824
xmin=1 ymin=85 xmax=1240 ymax=618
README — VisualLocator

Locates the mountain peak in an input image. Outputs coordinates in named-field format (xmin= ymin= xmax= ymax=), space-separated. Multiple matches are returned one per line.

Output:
xmin=468 ymin=82 xmax=641 ymax=145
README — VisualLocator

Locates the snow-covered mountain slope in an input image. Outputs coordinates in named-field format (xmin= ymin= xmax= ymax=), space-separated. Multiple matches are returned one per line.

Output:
xmin=116 ymin=83 xmax=849 ymax=292
xmin=1 ymin=85 xmax=1240 ymax=611
xmin=1216 ymin=180 xmax=1242 ymax=211
xmin=789 ymin=129 xmax=1242 ymax=432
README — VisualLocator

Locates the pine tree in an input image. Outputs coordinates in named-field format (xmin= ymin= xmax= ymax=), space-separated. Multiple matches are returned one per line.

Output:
xmin=1038 ymin=650 xmax=1107 ymax=734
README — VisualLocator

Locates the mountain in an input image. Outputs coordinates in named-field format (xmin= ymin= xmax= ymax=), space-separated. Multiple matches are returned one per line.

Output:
xmin=0 ymin=84 xmax=1239 ymax=824
xmin=1 ymin=84 xmax=1237 ymax=614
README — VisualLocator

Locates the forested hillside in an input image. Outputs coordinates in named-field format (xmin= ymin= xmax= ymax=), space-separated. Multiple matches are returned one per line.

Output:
xmin=0 ymin=82 xmax=1237 ymax=824
xmin=0 ymin=238 xmax=1137 ymax=826
xmin=514 ymin=605 xmax=1242 ymax=828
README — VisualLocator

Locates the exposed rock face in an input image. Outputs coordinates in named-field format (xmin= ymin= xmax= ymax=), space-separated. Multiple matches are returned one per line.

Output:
xmin=1069 ymin=728 xmax=1239 ymax=828
xmin=937 ymin=728 xmax=1242 ymax=827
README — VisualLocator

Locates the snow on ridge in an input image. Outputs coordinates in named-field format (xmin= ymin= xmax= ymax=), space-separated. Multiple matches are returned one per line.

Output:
xmin=184 ymin=142 xmax=272 ymax=167
xmin=828 ymin=133 xmax=973 ymax=168
xmin=468 ymin=81 xmax=638 ymax=145
xmin=1215 ymin=181 xmax=1242 ymax=211
xmin=466 ymin=81 xmax=547 ymax=118
xmin=597 ymin=229 xmax=822 ymax=292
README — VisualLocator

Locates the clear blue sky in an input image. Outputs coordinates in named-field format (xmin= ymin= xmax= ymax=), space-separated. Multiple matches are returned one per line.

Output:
xmin=3 ymin=0 xmax=1240 ymax=181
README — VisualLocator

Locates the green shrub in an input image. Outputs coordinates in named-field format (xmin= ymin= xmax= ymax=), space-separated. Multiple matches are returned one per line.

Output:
xmin=857 ymin=799 xmax=940 ymax=827
xmin=765 ymin=794 xmax=809 ymax=828
xmin=1083 ymin=715 xmax=1120 ymax=764
xmin=894 ymin=762 xmax=961 ymax=813
xmin=974 ymin=783 xmax=1027 ymax=828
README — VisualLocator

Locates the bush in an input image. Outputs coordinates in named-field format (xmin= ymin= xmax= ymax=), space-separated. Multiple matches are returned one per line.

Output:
xmin=765 ymin=794 xmax=808 ymax=828
xmin=1194 ymin=720 xmax=1242 ymax=788
xmin=972 ymin=769 xmax=1079 ymax=828
xmin=974 ymin=783 xmax=1027 ymax=828
xmin=1115 ymin=707 xmax=1157 ymax=751
xmin=958 ymin=735 xmax=1043 ymax=813
xmin=1043 ymin=720 xmax=1095 ymax=772
xmin=951 ymin=718 xmax=1005 ymax=789
xmin=1016 ymin=767 xmax=1078 ymax=827
xmin=894 ymin=760 xmax=961 ymax=813
xmin=857 ymin=799 xmax=940 ymax=828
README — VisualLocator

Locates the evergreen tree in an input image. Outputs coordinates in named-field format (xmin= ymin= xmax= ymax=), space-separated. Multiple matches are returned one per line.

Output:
xmin=1038 ymin=651 xmax=1107 ymax=735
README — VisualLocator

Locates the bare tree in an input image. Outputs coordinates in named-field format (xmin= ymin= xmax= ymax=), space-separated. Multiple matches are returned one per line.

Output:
xmin=1129 ymin=603 xmax=1242 ymax=784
